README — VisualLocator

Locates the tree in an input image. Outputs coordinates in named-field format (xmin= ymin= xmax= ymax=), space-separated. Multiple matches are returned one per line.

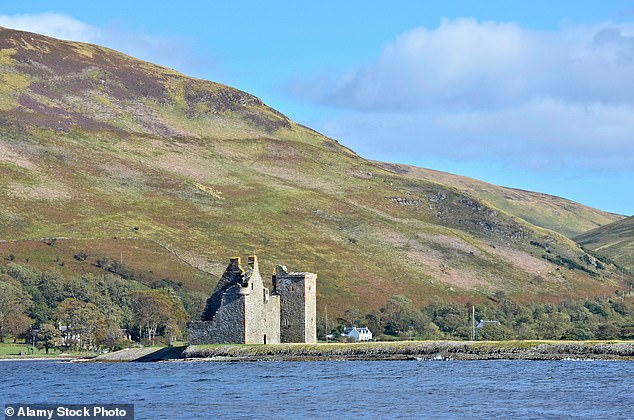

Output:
xmin=584 ymin=299 xmax=610 ymax=319
xmin=54 ymin=299 xmax=107 ymax=351
xmin=364 ymin=311 xmax=384 ymax=339
xmin=101 ymin=325 xmax=129 ymax=351
xmin=597 ymin=321 xmax=620 ymax=340
xmin=36 ymin=323 xmax=62 ymax=354
xmin=164 ymin=322 xmax=182 ymax=345
xmin=477 ymin=322 xmax=508 ymax=341
xmin=64 ymin=276 xmax=95 ymax=301
xmin=5 ymin=263 xmax=38 ymax=286
xmin=129 ymin=290 xmax=188 ymax=345
xmin=537 ymin=312 xmax=570 ymax=339
xmin=26 ymin=301 xmax=52 ymax=327
xmin=0 ymin=280 xmax=31 ymax=342
xmin=37 ymin=271 xmax=65 ymax=307
xmin=381 ymin=295 xmax=416 ymax=336
xmin=428 ymin=302 xmax=469 ymax=338
xmin=0 ymin=282 xmax=19 ymax=342
xmin=316 ymin=316 xmax=330 ymax=341
xmin=5 ymin=312 xmax=34 ymax=343
xmin=340 ymin=307 xmax=364 ymax=327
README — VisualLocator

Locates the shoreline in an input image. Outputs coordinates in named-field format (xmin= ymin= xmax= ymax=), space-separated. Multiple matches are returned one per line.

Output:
xmin=3 ymin=341 xmax=634 ymax=362
xmin=94 ymin=340 xmax=634 ymax=363
xmin=0 ymin=357 xmax=77 ymax=362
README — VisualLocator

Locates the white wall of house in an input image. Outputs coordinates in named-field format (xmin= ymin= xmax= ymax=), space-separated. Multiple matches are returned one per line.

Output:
xmin=343 ymin=327 xmax=373 ymax=341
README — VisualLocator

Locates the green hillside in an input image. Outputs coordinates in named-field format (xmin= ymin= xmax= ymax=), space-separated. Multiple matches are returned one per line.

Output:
xmin=376 ymin=163 xmax=624 ymax=238
xmin=575 ymin=216 xmax=634 ymax=273
xmin=0 ymin=26 xmax=627 ymax=317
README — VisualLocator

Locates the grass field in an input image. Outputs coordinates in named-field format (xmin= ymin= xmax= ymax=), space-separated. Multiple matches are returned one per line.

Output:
xmin=0 ymin=342 xmax=64 ymax=358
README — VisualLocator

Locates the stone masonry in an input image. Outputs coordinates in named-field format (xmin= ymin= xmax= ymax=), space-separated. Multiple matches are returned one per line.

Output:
xmin=188 ymin=255 xmax=316 ymax=345
xmin=274 ymin=265 xmax=317 ymax=343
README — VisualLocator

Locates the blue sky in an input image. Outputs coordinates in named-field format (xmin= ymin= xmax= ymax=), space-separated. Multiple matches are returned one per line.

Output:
xmin=2 ymin=1 xmax=633 ymax=216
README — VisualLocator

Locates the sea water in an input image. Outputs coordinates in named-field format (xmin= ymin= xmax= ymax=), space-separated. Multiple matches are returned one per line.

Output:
xmin=1 ymin=359 xmax=633 ymax=419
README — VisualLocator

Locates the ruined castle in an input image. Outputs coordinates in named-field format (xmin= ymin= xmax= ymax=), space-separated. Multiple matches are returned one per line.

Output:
xmin=188 ymin=255 xmax=317 ymax=344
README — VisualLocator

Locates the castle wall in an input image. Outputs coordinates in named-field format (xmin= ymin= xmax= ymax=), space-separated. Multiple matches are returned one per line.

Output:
xmin=265 ymin=294 xmax=281 ymax=344
xmin=201 ymin=257 xmax=245 ymax=322
xmin=189 ymin=292 xmax=245 ymax=344
xmin=276 ymin=271 xmax=317 ymax=343
xmin=189 ymin=256 xmax=314 ymax=345
xmin=303 ymin=273 xmax=317 ymax=343
xmin=244 ymin=257 xmax=266 ymax=344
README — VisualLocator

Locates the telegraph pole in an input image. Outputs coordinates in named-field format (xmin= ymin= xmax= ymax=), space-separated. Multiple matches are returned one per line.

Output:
xmin=471 ymin=305 xmax=476 ymax=341
xmin=325 ymin=305 xmax=329 ymax=343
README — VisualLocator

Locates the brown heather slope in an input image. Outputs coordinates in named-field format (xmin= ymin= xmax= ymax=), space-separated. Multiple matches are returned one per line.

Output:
xmin=0 ymin=27 xmax=628 ymax=317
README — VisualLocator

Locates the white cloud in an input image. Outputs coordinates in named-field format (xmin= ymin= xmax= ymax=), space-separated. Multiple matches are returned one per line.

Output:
xmin=296 ymin=18 xmax=634 ymax=171
xmin=319 ymin=100 xmax=634 ymax=171
xmin=0 ymin=12 xmax=93 ymax=42
xmin=0 ymin=12 xmax=208 ymax=75
xmin=316 ymin=18 xmax=634 ymax=111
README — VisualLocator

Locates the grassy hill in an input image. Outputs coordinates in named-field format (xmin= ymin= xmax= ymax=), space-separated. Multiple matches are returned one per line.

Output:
xmin=0 ymin=26 xmax=628 ymax=317
xmin=376 ymin=163 xmax=624 ymax=238
xmin=575 ymin=216 xmax=634 ymax=273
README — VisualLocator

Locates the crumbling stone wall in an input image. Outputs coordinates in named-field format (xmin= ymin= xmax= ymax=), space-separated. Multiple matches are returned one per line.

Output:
xmin=189 ymin=291 xmax=245 ymax=344
xmin=201 ymin=257 xmax=246 ymax=321
xmin=189 ymin=255 xmax=316 ymax=345
xmin=189 ymin=255 xmax=283 ymax=344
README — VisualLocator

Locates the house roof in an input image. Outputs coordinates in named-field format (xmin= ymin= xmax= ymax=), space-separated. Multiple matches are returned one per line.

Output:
xmin=343 ymin=327 xmax=372 ymax=334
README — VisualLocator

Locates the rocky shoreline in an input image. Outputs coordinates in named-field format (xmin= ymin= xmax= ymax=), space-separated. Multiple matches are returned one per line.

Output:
xmin=182 ymin=341 xmax=634 ymax=361
xmin=91 ymin=341 xmax=634 ymax=362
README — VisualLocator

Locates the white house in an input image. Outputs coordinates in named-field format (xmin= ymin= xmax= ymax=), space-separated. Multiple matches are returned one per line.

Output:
xmin=58 ymin=325 xmax=82 ymax=347
xmin=342 ymin=326 xmax=373 ymax=341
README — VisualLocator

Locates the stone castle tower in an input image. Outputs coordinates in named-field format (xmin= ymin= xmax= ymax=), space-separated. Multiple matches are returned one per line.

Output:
xmin=188 ymin=255 xmax=316 ymax=345
xmin=273 ymin=265 xmax=317 ymax=343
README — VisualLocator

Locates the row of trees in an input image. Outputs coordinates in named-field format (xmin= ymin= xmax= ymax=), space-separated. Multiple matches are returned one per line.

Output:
xmin=322 ymin=293 xmax=634 ymax=341
xmin=4 ymin=260 xmax=634 ymax=350
xmin=0 ymin=262 xmax=190 ymax=352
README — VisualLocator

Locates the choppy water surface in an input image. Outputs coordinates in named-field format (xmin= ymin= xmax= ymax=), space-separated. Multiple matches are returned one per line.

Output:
xmin=1 ymin=359 xmax=633 ymax=419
